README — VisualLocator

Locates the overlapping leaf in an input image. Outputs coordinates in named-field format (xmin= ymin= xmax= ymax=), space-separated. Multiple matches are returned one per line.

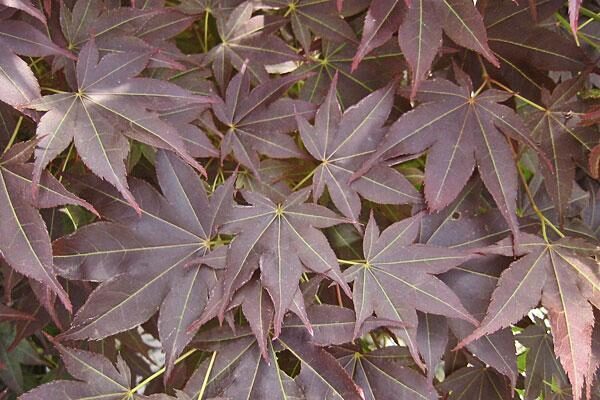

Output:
xmin=518 ymin=320 xmax=570 ymax=400
xmin=297 ymin=76 xmax=420 ymax=223
xmin=53 ymin=150 xmax=233 ymax=379
xmin=265 ymin=0 xmax=358 ymax=52
xmin=299 ymin=39 xmax=404 ymax=109
xmin=331 ymin=346 xmax=438 ymax=399
xmin=20 ymin=340 xmax=141 ymax=400
xmin=0 ymin=0 xmax=45 ymax=22
xmin=27 ymin=40 xmax=210 ymax=211
xmin=210 ymin=66 xmax=314 ymax=176
xmin=418 ymin=180 xmax=519 ymax=385
xmin=0 ymin=141 xmax=95 ymax=312
xmin=206 ymin=1 xmax=300 ymax=88
xmin=0 ymin=18 xmax=72 ymax=110
xmin=185 ymin=306 xmax=366 ymax=400
xmin=214 ymin=185 xmax=351 ymax=336
xmin=438 ymin=362 xmax=513 ymax=399
xmin=352 ymin=0 xmax=499 ymax=96
xmin=482 ymin=0 xmax=589 ymax=99
xmin=527 ymin=75 xmax=598 ymax=221
xmin=58 ymin=0 xmax=190 ymax=73
xmin=344 ymin=213 xmax=477 ymax=369
xmin=186 ymin=328 xmax=305 ymax=399
xmin=358 ymin=77 xmax=541 ymax=241
xmin=459 ymin=233 xmax=600 ymax=400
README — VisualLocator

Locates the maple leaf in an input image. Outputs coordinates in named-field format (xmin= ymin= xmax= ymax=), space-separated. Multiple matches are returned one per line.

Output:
xmin=185 ymin=328 xmax=305 ymax=399
xmin=358 ymin=77 xmax=542 ymax=242
xmin=465 ymin=0 xmax=590 ymax=101
xmin=418 ymin=182 xmax=519 ymax=386
xmin=299 ymin=39 xmax=404 ymax=110
xmin=527 ymin=75 xmax=598 ymax=222
xmin=214 ymin=185 xmax=351 ymax=336
xmin=264 ymin=0 xmax=358 ymax=53
xmin=297 ymin=75 xmax=420 ymax=223
xmin=178 ymin=0 xmax=245 ymax=17
xmin=0 ymin=141 xmax=95 ymax=312
xmin=58 ymin=0 xmax=189 ymax=73
xmin=283 ymin=305 xmax=397 ymax=400
xmin=483 ymin=0 xmax=588 ymax=77
xmin=206 ymin=2 xmax=300 ymax=89
xmin=210 ymin=66 xmax=315 ymax=176
xmin=0 ymin=19 xmax=73 ymax=111
xmin=53 ymin=150 xmax=233 ymax=380
xmin=518 ymin=320 xmax=570 ymax=400
xmin=185 ymin=306 xmax=367 ymax=400
xmin=443 ymin=256 xmax=520 ymax=385
xmin=352 ymin=0 xmax=499 ymax=96
xmin=330 ymin=346 xmax=439 ymax=399
xmin=27 ymin=40 xmax=211 ymax=211
xmin=458 ymin=233 xmax=600 ymax=400
xmin=438 ymin=362 xmax=513 ymax=399
xmin=344 ymin=213 xmax=477 ymax=370
xmin=20 ymin=339 xmax=142 ymax=400
xmin=158 ymin=103 xmax=219 ymax=159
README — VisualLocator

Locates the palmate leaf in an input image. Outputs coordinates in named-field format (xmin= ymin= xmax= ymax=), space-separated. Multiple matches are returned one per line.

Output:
xmin=207 ymin=1 xmax=300 ymax=89
xmin=213 ymin=185 xmax=351 ymax=336
xmin=344 ymin=213 xmax=477 ymax=370
xmin=210 ymin=66 xmax=315 ymax=176
xmin=0 ymin=141 xmax=95 ymax=312
xmin=484 ymin=0 xmax=587 ymax=72
xmin=527 ymin=75 xmax=598 ymax=222
xmin=264 ymin=0 xmax=358 ymax=53
xmin=53 ymin=150 xmax=233 ymax=379
xmin=358 ymin=77 xmax=541 ymax=242
xmin=58 ymin=0 xmax=190 ymax=73
xmin=185 ymin=306 xmax=366 ymax=400
xmin=518 ymin=320 xmax=569 ymax=400
xmin=20 ymin=340 xmax=143 ymax=400
xmin=418 ymin=179 xmax=519 ymax=386
xmin=459 ymin=233 xmax=600 ymax=400
xmin=299 ymin=39 xmax=404 ymax=110
xmin=351 ymin=0 xmax=499 ymax=96
xmin=186 ymin=328 xmax=305 ymax=399
xmin=481 ymin=0 xmax=588 ymax=99
xmin=27 ymin=40 xmax=211 ymax=212
xmin=330 ymin=346 xmax=438 ymax=400
xmin=438 ymin=362 xmax=513 ymax=399
xmin=444 ymin=258 xmax=521 ymax=385
xmin=297 ymin=75 xmax=420 ymax=223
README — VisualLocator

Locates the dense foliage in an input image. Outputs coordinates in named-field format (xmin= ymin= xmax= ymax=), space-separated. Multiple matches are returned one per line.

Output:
xmin=0 ymin=0 xmax=598 ymax=399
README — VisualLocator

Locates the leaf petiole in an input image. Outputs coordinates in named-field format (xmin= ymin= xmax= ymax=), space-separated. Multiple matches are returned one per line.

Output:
xmin=2 ymin=116 xmax=23 ymax=155
xmin=489 ymin=79 xmax=547 ymax=112
xmin=127 ymin=348 xmax=198 ymax=395
xmin=292 ymin=166 xmax=317 ymax=190
xmin=197 ymin=351 xmax=217 ymax=399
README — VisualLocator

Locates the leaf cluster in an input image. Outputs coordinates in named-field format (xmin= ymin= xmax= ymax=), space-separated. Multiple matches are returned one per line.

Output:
xmin=0 ymin=0 xmax=597 ymax=399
